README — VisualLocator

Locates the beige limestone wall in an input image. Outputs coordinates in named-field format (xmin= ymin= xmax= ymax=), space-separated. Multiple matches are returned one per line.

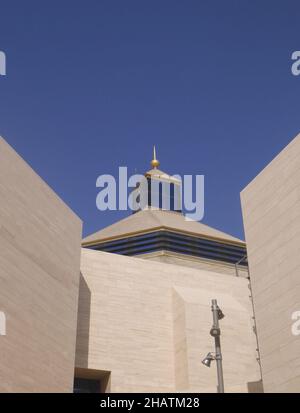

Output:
xmin=137 ymin=250 xmax=249 ymax=278
xmin=0 ymin=137 xmax=82 ymax=392
xmin=76 ymin=248 xmax=261 ymax=392
xmin=241 ymin=133 xmax=300 ymax=392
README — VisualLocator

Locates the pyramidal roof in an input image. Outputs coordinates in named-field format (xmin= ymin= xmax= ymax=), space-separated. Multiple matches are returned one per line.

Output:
xmin=82 ymin=209 xmax=244 ymax=246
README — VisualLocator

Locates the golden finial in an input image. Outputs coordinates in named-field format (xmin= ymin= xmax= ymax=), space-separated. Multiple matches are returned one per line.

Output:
xmin=151 ymin=145 xmax=160 ymax=169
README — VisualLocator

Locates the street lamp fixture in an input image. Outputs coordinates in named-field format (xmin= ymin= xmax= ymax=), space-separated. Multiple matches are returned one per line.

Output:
xmin=201 ymin=352 xmax=215 ymax=368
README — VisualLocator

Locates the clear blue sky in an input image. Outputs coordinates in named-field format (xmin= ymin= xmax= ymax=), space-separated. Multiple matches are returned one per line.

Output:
xmin=0 ymin=0 xmax=300 ymax=239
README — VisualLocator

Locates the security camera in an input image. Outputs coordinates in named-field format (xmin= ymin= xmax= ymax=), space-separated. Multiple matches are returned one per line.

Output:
xmin=217 ymin=308 xmax=225 ymax=320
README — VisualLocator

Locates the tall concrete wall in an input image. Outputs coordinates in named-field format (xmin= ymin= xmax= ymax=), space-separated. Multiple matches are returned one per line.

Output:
xmin=76 ymin=248 xmax=261 ymax=392
xmin=0 ymin=137 xmax=82 ymax=392
xmin=241 ymin=133 xmax=300 ymax=392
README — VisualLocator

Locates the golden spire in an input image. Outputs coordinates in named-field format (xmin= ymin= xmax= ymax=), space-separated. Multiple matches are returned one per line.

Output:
xmin=151 ymin=145 xmax=160 ymax=169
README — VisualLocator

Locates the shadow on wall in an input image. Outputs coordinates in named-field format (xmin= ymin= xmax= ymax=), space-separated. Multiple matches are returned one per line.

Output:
xmin=75 ymin=273 xmax=91 ymax=369
xmin=247 ymin=380 xmax=264 ymax=393
xmin=74 ymin=274 xmax=111 ymax=393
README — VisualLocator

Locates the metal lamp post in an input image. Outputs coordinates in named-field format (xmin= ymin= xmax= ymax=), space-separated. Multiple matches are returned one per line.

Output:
xmin=210 ymin=299 xmax=224 ymax=393
xmin=202 ymin=299 xmax=225 ymax=393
